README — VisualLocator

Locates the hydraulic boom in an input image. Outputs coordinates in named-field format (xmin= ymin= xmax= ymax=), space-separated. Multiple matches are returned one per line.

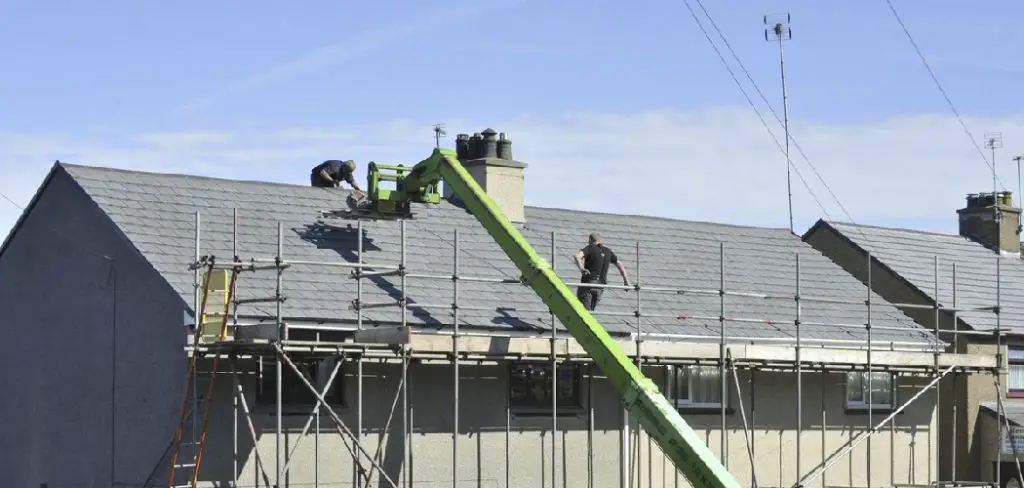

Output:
xmin=355 ymin=148 xmax=741 ymax=488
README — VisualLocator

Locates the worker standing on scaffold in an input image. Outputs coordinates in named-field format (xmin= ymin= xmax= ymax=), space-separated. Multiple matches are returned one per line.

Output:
xmin=573 ymin=232 xmax=630 ymax=311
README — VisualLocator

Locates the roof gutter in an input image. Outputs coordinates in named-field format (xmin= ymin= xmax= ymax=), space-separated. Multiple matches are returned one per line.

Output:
xmin=231 ymin=314 xmax=941 ymax=352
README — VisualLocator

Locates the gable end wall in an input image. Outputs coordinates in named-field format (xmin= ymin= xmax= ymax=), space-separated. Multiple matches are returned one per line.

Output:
xmin=0 ymin=168 xmax=188 ymax=487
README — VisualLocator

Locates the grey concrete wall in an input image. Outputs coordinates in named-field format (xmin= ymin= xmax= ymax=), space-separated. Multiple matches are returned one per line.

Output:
xmin=192 ymin=359 xmax=937 ymax=488
xmin=0 ymin=169 xmax=189 ymax=488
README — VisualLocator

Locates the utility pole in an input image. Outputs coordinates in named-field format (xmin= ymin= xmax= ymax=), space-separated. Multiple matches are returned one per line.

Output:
xmin=765 ymin=13 xmax=793 ymax=233
xmin=433 ymin=124 xmax=447 ymax=148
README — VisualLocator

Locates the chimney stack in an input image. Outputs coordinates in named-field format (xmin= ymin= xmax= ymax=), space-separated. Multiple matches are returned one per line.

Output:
xmin=444 ymin=128 xmax=528 ymax=223
xmin=957 ymin=191 xmax=1022 ymax=255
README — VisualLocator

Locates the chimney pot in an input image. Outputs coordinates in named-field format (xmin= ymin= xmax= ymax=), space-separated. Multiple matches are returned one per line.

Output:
xmin=455 ymin=133 xmax=470 ymax=160
xmin=469 ymin=133 xmax=483 ymax=159
xmin=482 ymin=128 xmax=498 ymax=158
xmin=497 ymin=132 xmax=513 ymax=160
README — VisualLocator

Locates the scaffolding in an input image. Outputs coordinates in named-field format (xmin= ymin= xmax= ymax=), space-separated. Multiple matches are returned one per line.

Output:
xmin=161 ymin=208 xmax=1022 ymax=488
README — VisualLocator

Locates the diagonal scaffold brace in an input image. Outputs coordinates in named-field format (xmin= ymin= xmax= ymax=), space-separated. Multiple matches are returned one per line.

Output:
xmin=273 ymin=343 xmax=400 ymax=488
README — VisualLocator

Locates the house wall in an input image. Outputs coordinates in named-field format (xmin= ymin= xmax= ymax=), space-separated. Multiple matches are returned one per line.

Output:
xmin=0 ymin=170 xmax=189 ymax=488
xmin=805 ymin=225 xmax=1001 ymax=482
xmin=191 ymin=359 xmax=937 ymax=488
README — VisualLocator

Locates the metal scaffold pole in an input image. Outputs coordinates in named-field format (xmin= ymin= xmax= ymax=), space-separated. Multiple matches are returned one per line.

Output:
xmin=819 ymin=368 xmax=825 ymax=488
xmin=719 ymin=242 xmax=727 ymax=464
xmin=400 ymin=219 xmax=410 ymax=488
xmin=795 ymin=252 xmax=802 ymax=483
xmin=933 ymin=256 xmax=940 ymax=484
xmin=952 ymin=262 xmax=958 ymax=482
xmin=550 ymin=231 xmax=558 ymax=488
xmin=866 ymin=251 xmax=873 ymax=488
xmin=996 ymin=255 xmax=1003 ymax=487
xmin=588 ymin=362 xmax=595 ymax=488
xmin=231 ymin=208 xmax=239 ymax=488
xmin=276 ymin=220 xmax=285 ymax=487
xmin=191 ymin=210 xmax=201 ymax=477
xmin=453 ymin=227 xmax=460 ymax=488
xmin=634 ymin=240 xmax=643 ymax=488
xmin=356 ymin=217 xmax=364 ymax=488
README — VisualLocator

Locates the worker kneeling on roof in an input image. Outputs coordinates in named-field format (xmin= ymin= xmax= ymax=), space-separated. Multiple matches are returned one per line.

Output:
xmin=573 ymin=232 xmax=630 ymax=311
xmin=311 ymin=159 xmax=362 ymax=192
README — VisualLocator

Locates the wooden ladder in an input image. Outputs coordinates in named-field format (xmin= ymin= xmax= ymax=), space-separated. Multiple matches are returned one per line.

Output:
xmin=166 ymin=258 xmax=238 ymax=488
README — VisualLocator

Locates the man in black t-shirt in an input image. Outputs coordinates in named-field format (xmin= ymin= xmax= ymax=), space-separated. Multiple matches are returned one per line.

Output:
xmin=311 ymin=160 xmax=362 ymax=191
xmin=572 ymin=232 xmax=631 ymax=311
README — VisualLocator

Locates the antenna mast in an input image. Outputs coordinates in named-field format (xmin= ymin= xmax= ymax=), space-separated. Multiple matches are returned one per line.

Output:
xmin=1014 ymin=154 xmax=1023 ymax=205
xmin=984 ymin=132 xmax=1003 ymax=221
xmin=433 ymin=124 xmax=447 ymax=148
xmin=985 ymin=133 xmax=1003 ymax=190
xmin=765 ymin=13 xmax=794 ymax=233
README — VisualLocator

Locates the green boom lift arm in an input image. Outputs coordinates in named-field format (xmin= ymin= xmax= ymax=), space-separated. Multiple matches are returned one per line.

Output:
xmin=348 ymin=148 xmax=741 ymax=488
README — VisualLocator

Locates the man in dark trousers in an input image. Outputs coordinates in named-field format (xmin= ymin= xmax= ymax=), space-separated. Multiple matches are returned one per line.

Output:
xmin=311 ymin=160 xmax=362 ymax=191
xmin=572 ymin=232 xmax=630 ymax=311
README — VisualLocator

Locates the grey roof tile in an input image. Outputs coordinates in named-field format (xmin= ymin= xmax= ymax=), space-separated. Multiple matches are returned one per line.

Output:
xmin=824 ymin=221 xmax=1024 ymax=332
xmin=57 ymin=163 xmax=934 ymax=344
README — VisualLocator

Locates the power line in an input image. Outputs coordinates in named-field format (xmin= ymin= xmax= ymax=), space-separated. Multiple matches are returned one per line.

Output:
xmin=680 ymin=0 xmax=833 ymax=226
xmin=882 ymin=0 xmax=1007 ymax=191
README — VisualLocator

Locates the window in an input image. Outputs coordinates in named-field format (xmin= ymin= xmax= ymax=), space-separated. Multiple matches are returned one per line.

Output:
xmin=666 ymin=365 xmax=724 ymax=408
xmin=846 ymin=372 xmax=894 ymax=410
xmin=256 ymin=357 xmax=345 ymax=407
xmin=508 ymin=362 xmax=582 ymax=410
xmin=1008 ymin=348 xmax=1024 ymax=397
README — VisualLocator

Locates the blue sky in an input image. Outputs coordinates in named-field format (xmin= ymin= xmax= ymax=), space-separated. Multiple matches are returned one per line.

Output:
xmin=1 ymin=0 xmax=1022 ymax=237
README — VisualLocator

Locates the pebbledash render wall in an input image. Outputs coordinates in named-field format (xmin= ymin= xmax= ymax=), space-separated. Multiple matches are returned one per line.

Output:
xmin=191 ymin=357 xmax=940 ymax=488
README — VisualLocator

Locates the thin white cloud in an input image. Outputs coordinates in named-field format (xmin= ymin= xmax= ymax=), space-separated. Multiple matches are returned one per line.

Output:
xmin=1 ymin=106 xmax=1023 ymax=245
xmin=174 ymin=0 xmax=528 ymax=115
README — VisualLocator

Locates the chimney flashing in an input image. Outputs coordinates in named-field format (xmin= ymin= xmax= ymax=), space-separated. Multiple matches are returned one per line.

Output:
xmin=461 ymin=156 xmax=527 ymax=170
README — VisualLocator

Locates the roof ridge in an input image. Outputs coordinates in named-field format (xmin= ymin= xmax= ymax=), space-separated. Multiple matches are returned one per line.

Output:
xmin=527 ymin=204 xmax=793 ymax=231
xmin=828 ymin=220 xmax=966 ymax=239
xmin=58 ymin=161 xmax=312 ymax=190
xmin=60 ymin=162 xmax=796 ymax=232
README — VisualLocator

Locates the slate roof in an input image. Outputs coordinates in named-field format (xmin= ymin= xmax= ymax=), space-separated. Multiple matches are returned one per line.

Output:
xmin=810 ymin=221 xmax=1024 ymax=333
xmin=48 ymin=163 xmax=936 ymax=345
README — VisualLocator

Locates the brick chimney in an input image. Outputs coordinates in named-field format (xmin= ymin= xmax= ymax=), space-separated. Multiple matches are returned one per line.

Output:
xmin=446 ymin=128 xmax=528 ymax=223
xmin=957 ymin=191 xmax=1022 ymax=255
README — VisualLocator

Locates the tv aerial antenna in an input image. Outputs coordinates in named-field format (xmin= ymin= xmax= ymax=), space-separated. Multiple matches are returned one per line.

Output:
xmin=433 ymin=124 xmax=447 ymax=148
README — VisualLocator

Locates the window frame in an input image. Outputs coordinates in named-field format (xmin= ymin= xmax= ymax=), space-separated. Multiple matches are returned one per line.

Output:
xmin=845 ymin=371 xmax=895 ymax=411
xmin=507 ymin=361 xmax=583 ymax=413
xmin=1007 ymin=347 xmax=1024 ymax=398
xmin=255 ymin=356 xmax=347 ymax=410
xmin=665 ymin=365 xmax=726 ymax=410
